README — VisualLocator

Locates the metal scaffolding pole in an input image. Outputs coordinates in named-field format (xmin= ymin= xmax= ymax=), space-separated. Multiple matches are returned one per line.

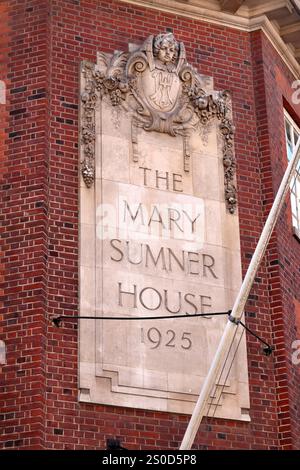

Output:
xmin=180 ymin=138 xmax=300 ymax=450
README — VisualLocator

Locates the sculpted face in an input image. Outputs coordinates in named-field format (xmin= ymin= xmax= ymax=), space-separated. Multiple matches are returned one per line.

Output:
xmin=157 ymin=40 xmax=176 ymax=64
xmin=154 ymin=33 xmax=178 ymax=65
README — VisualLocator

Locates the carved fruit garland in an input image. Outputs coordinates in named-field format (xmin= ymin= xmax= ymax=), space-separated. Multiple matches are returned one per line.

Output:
xmin=81 ymin=61 xmax=97 ymax=188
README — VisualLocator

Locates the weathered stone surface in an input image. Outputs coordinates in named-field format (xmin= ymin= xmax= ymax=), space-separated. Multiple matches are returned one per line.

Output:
xmin=79 ymin=33 xmax=249 ymax=419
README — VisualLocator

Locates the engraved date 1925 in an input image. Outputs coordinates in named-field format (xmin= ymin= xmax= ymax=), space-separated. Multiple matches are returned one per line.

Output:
xmin=141 ymin=327 xmax=192 ymax=350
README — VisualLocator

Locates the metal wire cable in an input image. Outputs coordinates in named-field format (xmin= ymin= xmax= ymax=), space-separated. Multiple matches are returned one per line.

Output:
xmin=51 ymin=311 xmax=273 ymax=353
xmin=51 ymin=311 xmax=230 ymax=326
xmin=239 ymin=319 xmax=272 ymax=351
xmin=204 ymin=315 xmax=273 ymax=420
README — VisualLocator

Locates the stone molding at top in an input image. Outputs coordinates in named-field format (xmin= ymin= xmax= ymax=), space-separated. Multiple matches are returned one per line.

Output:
xmin=80 ymin=33 xmax=237 ymax=214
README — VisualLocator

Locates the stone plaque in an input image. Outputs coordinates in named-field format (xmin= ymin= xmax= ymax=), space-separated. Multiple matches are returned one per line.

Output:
xmin=79 ymin=33 xmax=250 ymax=420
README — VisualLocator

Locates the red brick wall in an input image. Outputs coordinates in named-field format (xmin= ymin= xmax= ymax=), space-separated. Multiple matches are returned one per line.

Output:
xmin=0 ymin=0 xmax=51 ymax=449
xmin=0 ymin=1 xmax=9 ymax=376
xmin=1 ymin=0 xmax=299 ymax=450
xmin=254 ymin=33 xmax=300 ymax=449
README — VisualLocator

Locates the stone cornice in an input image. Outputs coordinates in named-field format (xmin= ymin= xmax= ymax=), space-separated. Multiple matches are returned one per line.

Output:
xmin=120 ymin=0 xmax=300 ymax=79
xmin=250 ymin=16 xmax=300 ymax=79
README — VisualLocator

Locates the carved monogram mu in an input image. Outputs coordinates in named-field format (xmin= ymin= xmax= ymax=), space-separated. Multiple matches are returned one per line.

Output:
xmin=80 ymin=33 xmax=237 ymax=213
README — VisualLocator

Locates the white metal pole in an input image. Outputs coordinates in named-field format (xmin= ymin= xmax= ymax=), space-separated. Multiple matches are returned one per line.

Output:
xmin=180 ymin=138 xmax=300 ymax=450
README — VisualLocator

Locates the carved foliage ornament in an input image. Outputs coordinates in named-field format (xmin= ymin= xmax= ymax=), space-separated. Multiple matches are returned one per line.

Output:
xmin=80 ymin=33 xmax=237 ymax=213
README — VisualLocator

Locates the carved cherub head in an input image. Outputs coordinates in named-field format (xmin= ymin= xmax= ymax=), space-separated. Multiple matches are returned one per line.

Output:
xmin=153 ymin=33 xmax=179 ymax=65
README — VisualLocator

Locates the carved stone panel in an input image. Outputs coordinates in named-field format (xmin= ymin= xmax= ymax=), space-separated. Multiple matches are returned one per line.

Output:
xmin=79 ymin=33 xmax=250 ymax=420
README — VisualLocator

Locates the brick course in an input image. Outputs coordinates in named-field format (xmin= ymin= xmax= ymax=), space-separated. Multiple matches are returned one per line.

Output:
xmin=1 ymin=0 xmax=299 ymax=450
